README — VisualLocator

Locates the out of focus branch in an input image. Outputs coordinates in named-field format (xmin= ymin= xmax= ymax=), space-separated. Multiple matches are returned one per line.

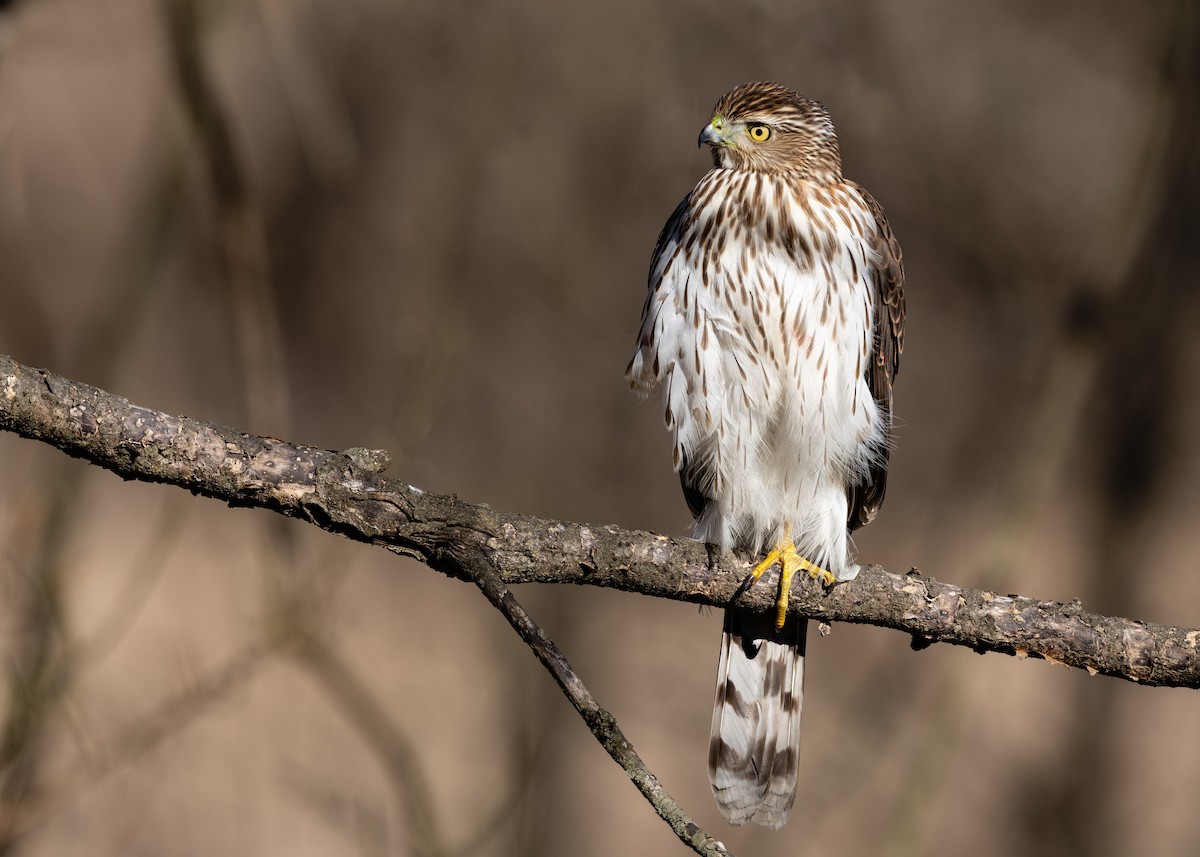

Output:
xmin=165 ymin=0 xmax=290 ymax=432
xmin=3 ymin=635 xmax=278 ymax=841
xmin=2 ymin=352 xmax=1199 ymax=696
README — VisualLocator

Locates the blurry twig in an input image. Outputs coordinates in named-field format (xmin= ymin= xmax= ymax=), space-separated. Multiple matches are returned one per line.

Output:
xmin=284 ymin=767 xmax=390 ymax=857
xmin=164 ymin=0 xmax=290 ymax=432
xmin=256 ymin=0 xmax=359 ymax=182
xmin=293 ymin=632 xmax=450 ymax=857
xmin=2 ymin=634 xmax=280 ymax=840
xmin=0 ymin=470 xmax=72 ymax=854
xmin=0 ymin=138 xmax=190 ymax=853
xmin=162 ymin=14 xmax=445 ymax=853
xmin=445 ymin=728 xmax=541 ymax=857
xmin=1013 ymin=7 xmax=1200 ymax=855
xmin=163 ymin=11 xmax=469 ymax=840
xmin=74 ymin=497 xmax=186 ymax=670
xmin=292 ymin=627 xmax=540 ymax=857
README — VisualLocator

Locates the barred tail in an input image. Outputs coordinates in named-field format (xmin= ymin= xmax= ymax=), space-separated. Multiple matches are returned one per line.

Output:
xmin=708 ymin=608 xmax=806 ymax=828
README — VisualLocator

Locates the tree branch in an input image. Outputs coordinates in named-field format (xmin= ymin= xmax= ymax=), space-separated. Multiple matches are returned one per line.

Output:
xmin=459 ymin=549 xmax=726 ymax=855
xmin=2 ymin=351 xmax=1198 ymax=697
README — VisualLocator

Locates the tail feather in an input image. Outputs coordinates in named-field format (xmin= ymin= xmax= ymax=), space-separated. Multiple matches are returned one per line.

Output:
xmin=708 ymin=608 xmax=806 ymax=828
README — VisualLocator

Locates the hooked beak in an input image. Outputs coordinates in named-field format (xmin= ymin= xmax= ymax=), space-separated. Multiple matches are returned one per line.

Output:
xmin=698 ymin=122 xmax=724 ymax=148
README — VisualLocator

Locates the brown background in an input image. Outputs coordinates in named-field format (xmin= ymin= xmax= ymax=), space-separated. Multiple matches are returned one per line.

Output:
xmin=2 ymin=1 xmax=1199 ymax=855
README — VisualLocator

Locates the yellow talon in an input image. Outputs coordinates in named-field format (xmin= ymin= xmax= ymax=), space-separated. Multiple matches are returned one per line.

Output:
xmin=809 ymin=565 xmax=836 ymax=587
xmin=732 ymin=525 xmax=832 ymax=630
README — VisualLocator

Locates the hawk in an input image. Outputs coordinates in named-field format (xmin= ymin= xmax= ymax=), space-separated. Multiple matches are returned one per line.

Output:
xmin=627 ymin=82 xmax=905 ymax=828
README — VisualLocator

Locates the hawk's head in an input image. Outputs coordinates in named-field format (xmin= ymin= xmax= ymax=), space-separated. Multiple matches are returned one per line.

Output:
xmin=699 ymin=82 xmax=842 ymax=182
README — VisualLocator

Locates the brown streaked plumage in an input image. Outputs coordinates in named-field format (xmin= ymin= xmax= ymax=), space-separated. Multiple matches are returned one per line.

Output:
xmin=627 ymin=82 xmax=905 ymax=828
xmin=848 ymin=186 xmax=906 ymax=530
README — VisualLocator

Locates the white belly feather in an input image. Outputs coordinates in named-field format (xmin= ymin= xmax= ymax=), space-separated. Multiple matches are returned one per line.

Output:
xmin=628 ymin=169 xmax=884 ymax=577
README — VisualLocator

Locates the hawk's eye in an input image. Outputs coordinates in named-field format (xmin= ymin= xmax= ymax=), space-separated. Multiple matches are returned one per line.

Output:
xmin=747 ymin=124 xmax=771 ymax=142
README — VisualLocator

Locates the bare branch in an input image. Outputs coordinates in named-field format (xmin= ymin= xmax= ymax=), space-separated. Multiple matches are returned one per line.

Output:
xmin=458 ymin=548 xmax=729 ymax=856
xmin=2 ymin=351 xmax=1198 ymax=698
xmin=0 ymin=353 xmax=736 ymax=855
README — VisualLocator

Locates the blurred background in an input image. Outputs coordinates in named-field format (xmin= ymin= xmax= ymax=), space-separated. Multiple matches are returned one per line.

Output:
xmin=1 ymin=0 xmax=1199 ymax=854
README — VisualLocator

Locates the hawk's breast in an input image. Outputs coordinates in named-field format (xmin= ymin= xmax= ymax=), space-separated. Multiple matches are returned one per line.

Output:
xmin=628 ymin=169 xmax=885 ymax=552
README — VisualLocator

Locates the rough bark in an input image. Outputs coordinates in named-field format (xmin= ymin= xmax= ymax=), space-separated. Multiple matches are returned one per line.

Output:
xmin=2 ymin=352 xmax=1198 ymax=689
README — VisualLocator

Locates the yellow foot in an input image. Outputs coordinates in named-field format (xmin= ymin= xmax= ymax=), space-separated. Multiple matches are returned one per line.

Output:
xmin=732 ymin=527 xmax=834 ymax=630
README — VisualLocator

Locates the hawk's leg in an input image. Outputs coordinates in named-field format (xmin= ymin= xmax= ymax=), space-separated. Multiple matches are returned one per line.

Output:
xmin=733 ymin=525 xmax=835 ymax=630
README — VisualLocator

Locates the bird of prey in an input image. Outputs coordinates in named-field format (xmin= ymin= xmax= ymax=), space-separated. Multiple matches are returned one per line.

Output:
xmin=627 ymin=81 xmax=905 ymax=828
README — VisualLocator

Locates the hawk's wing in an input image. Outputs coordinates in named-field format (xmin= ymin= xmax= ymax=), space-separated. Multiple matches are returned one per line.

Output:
xmin=628 ymin=177 xmax=746 ymax=529
xmin=847 ymin=184 xmax=905 ymax=531
xmin=629 ymin=191 xmax=715 ymax=522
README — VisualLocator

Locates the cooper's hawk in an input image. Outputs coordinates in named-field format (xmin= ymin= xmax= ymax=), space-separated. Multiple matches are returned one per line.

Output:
xmin=627 ymin=82 xmax=905 ymax=828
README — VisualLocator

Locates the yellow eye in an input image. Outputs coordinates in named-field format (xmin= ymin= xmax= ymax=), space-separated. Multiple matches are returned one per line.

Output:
xmin=747 ymin=124 xmax=771 ymax=142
